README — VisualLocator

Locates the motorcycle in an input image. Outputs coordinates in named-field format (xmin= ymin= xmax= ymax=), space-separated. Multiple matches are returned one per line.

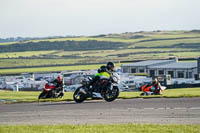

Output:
xmin=38 ymin=82 xmax=64 ymax=99
xmin=140 ymin=84 xmax=166 ymax=96
xmin=73 ymin=73 xmax=120 ymax=103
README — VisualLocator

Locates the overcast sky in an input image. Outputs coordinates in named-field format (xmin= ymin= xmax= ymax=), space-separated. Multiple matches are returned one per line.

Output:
xmin=0 ymin=0 xmax=200 ymax=38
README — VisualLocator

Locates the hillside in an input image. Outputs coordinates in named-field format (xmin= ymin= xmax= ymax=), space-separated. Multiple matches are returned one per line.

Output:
xmin=0 ymin=40 xmax=126 ymax=52
xmin=0 ymin=30 xmax=200 ymax=73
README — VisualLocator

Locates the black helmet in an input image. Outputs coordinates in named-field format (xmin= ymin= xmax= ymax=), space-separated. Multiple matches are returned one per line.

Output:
xmin=107 ymin=62 xmax=115 ymax=70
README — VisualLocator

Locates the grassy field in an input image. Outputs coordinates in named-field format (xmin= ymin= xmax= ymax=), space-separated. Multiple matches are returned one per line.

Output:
xmin=0 ymin=42 xmax=16 ymax=46
xmin=119 ymin=87 xmax=200 ymax=98
xmin=0 ymin=58 xmax=83 ymax=68
xmin=0 ymin=63 xmax=124 ymax=74
xmin=1 ymin=86 xmax=200 ymax=133
xmin=1 ymin=31 xmax=200 ymax=46
xmin=0 ymin=90 xmax=73 ymax=103
xmin=0 ymin=64 xmax=102 ymax=74
xmin=0 ymin=124 xmax=199 ymax=133
xmin=0 ymin=87 xmax=200 ymax=104
xmin=0 ymin=31 xmax=200 ymax=74
xmin=0 ymin=51 xmax=56 ymax=58
xmin=129 ymin=37 xmax=200 ymax=48
xmin=0 ymin=48 xmax=199 ymax=69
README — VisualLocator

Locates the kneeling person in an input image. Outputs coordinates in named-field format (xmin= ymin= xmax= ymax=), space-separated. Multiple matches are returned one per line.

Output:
xmin=141 ymin=78 xmax=162 ymax=96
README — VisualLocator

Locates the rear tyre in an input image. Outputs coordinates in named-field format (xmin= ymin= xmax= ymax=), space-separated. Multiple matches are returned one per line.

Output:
xmin=73 ymin=87 xmax=87 ymax=103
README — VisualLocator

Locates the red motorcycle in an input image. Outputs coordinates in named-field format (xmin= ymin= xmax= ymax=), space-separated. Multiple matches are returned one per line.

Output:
xmin=38 ymin=82 xmax=64 ymax=99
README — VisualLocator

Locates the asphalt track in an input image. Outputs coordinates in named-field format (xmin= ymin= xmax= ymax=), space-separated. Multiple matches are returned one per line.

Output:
xmin=0 ymin=98 xmax=200 ymax=125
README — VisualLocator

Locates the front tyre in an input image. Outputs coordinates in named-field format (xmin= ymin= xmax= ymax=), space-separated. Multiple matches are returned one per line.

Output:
xmin=103 ymin=86 xmax=119 ymax=102
xmin=38 ymin=91 xmax=46 ymax=99
xmin=58 ymin=92 xmax=64 ymax=98
xmin=73 ymin=87 xmax=87 ymax=103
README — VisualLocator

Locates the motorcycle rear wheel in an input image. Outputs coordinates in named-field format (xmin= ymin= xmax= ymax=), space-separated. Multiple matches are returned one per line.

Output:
xmin=73 ymin=87 xmax=87 ymax=103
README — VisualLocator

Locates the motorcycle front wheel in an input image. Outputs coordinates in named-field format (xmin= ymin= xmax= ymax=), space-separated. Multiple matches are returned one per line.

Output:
xmin=73 ymin=87 xmax=87 ymax=103
xmin=103 ymin=86 xmax=119 ymax=102
xmin=38 ymin=91 xmax=46 ymax=99
xmin=58 ymin=92 xmax=64 ymax=98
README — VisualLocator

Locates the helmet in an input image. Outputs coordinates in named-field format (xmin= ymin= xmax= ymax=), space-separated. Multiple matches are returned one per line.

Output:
xmin=107 ymin=62 xmax=115 ymax=71
xmin=152 ymin=78 xmax=158 ymax=85
xmin=57 ymin=76 xmax=62 ymax=82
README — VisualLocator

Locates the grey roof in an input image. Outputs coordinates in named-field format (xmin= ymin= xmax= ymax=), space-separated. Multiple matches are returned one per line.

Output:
xmin=121 ymin=60 xmax=175 ymax=67
xmin=149 ymin=62 xmax=197 ymax=69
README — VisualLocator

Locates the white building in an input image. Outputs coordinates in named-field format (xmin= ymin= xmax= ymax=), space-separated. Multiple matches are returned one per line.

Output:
xmin=121 ymin=59 xmax=198 ymax=79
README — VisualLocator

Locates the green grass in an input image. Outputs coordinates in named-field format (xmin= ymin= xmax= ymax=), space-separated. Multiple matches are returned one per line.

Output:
xmin=0 ymin=48 xmax=194 ymax=59
xmin=0 ymin=91 xmax=73 ymax=103
xmin=129 ymin=37 xmax=200 ymax=48
xmin=0 ymin=124 xmax=199 ymax=133
xmin=0 ymin=37 xmax=142 ymax=46
xmin=0 ymin=48 xmax=198 ymax=69
xmin=0 ymin=65 xmax=100 ymax=74
xmin=0 ymin=58 xmax=83 ymax=68
xmin=0 ymin=42 xmax=16 ymax=46
xmin=54 ymin=48 xmax=193 ymax=57
xmin=0 ymin=51 xmax=56 ymax=58
xmin=126 ymin=51 xmax=200 ymax=59
xmin=0 ymin=48 xmax=190 ymax=59
xmin=119 ymin=87 xmax=200 ymax=99
xmin=0 ymin=63 xmax=123 ymax=74
xmin=0 ymin=87 xmax=200 ymax=104
xmin=0 ymin=30 xmax=200 ymax=75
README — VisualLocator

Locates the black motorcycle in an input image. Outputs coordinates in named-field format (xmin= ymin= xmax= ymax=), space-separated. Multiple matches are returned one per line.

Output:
xmin=38 ymin=82 xmax=64 ymax=99
xmin=73 ymin=73 xmax=120 ymax=103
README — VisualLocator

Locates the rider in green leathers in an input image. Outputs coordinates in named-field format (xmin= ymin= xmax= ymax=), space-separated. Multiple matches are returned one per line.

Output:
xmin=86 ymin=62 xmax=115 ymax=91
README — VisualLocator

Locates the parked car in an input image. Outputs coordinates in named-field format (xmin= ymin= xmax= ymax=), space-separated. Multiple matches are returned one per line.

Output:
xmin=122 ymin=79 xmax=136 ymax=89
xmin=119 ymin=82 xmax=129 ymax=91
xmin=35 ymin=77 xmax=45 ymax=81
xmin=64 ymin=84 xmax=81 ymax=92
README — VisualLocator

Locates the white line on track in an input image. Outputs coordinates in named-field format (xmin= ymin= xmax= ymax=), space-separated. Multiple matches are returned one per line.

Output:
xmin=128 ymin=107 xmax=200 ymax=110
